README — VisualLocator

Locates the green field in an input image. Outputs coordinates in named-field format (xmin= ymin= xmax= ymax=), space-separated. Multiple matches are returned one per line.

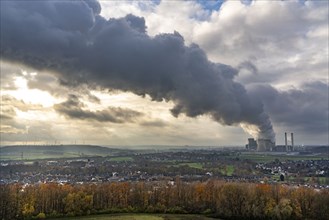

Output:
xmin=108 ymin=157 xmax=134 ymax=162
xmin=0 ymin=145 xmax=116 ymax=161
xmin=68 ymin=214 xmax=217 ymax=220
xmin=173 ymin=162 xmax=203 ymax=169
xmin=0 ymin=152 xmax=79 ymax=160
xmin=0 ymin=152 xmax=111 ymax=161
xmin=220 ymin=165 xmax=234 ymax=176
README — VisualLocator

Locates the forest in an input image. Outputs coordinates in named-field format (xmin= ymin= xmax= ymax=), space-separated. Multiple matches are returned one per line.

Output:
xmin=1 ymin=180 xmax=328 ymax=220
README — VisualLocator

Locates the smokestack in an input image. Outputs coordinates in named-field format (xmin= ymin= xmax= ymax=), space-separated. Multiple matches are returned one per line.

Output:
xmin=285 ymin=132 xmax=288 ymax=151
xmin=291 ymin=133 xmax=294 ymax=150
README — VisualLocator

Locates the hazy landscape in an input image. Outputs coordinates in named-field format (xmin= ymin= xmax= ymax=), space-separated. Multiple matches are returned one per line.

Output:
xmin=1 ymin=0 xmax=328 ymax=219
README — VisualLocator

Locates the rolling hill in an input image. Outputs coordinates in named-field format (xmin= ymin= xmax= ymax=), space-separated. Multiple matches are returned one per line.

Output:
xmin=0 ymin=145 xmax=117 ymax=160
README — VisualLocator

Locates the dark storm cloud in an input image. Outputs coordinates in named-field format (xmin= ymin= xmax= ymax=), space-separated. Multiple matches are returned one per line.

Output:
xmin=0 ymin=0 xmax=275 ymax=140
xmin=54 ymin=95 xmax=143 ymax=123
xmin=248 ymin=82 xmax=329 ymax=134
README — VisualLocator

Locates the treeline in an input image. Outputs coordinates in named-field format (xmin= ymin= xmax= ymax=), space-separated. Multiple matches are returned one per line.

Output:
xmin=0 ymin=180 xmax=328 ymax=220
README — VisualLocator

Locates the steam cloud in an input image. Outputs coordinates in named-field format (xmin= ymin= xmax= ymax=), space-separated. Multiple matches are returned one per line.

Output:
xmin=0 ymin=0 xmax=275 ymax=141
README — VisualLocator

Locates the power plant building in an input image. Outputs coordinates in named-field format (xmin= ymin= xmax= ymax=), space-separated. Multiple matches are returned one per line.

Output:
xmin=257 ymin=139 xmax=275 ymax=152
xmin=246 ymin=138 xmax=257 ymax=150
xmin=246 ymin=132 xmax=295 ymax=152
xmin=246 ymin=138 xmax=275 ymax=152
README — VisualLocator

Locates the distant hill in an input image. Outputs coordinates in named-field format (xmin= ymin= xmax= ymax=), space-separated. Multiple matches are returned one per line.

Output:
xmin=0 ymin=145 xmax=117 ymax=160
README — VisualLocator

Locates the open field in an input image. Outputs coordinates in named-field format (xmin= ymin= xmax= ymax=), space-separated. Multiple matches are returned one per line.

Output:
xmin=174 ymin=162 xmax=203 ymax=169
xmin=220 ymin=165 xmax=234 ymax=176
xmin=0 ymin=145 xmax=117 ymax=161
xmin=109 ymin=157 xmax=134 ymax=162
xmin=0 ymin=152 xmax=110 ymax=161
xmin=67 ymin=214 xmax=217 ymax=220
xmin=0 ymin=152 xmax=88 ymax=161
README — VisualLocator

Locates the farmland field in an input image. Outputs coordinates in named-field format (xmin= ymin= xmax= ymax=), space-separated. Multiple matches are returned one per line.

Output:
xmin=220 ymin=165 xmax=234 ymax=176
xmin=109 ymin=157 xmax=134 ymax=162
xmin=174 ymin=162 xmax=203 ymax=169
xmin=0 ymin=145 xmax=117 ymax=161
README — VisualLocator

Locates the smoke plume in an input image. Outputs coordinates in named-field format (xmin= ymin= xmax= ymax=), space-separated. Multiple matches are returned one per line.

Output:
xmin=0 ymin=0 xmax=275 ymax=141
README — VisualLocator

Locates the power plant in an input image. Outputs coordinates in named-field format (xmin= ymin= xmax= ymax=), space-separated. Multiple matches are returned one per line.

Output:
xmin=246 ymin=138 xmax=257 ymax=150
xmin=245 ymin=138 xmax=275 ymax=151
xmin=257 ymin=139 xmax=275 ymax=152
xmin=246 ymin=132 xmax=294 ymax=152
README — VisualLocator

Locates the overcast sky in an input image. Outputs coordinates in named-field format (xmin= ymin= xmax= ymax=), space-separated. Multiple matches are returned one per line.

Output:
xmin=0 ymin=0 xmax=328 ymax=147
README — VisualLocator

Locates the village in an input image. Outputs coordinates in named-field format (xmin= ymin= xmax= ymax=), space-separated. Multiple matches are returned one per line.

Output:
xmin=1 ymin=149 xmax=328 ymax=189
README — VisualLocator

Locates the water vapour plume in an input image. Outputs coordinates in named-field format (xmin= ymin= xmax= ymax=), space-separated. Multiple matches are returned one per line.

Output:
xmin=0 ymin=0 xmax=275 ymax=141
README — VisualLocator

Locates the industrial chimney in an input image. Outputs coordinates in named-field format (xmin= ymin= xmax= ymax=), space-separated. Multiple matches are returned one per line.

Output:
xmin=291 ymin=133 xmax=294 ymax=151
xmin=285 ymin=132 xmax=288 ymax=151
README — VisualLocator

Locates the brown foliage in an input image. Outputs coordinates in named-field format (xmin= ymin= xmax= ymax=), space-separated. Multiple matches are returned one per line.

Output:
xmin=0 ymin=181 xmax=327 ymax=220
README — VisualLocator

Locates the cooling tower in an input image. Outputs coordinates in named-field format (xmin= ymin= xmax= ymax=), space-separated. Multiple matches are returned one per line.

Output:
xmin=247 ymin=138 xmax=257 ymax=150
xmin=257 ymin=139 xmax=275 ymax=152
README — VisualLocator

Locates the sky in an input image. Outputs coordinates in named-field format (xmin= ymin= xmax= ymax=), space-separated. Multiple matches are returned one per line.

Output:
xmin=0 ymin=0 xmax=328 ymax=147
